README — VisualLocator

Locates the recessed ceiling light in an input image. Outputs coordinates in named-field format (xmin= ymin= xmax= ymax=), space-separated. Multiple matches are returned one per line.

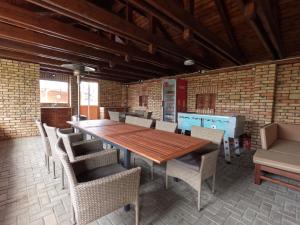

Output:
xmin=184 ymin=59 xmax=195 ymax=66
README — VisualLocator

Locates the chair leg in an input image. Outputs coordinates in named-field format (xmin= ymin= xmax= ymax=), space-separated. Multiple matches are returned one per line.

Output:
xmin=150 ymin=165 xmax=154 ymax=180
xmin=212 ymin=173 xmax=216 ymax=194
xmin=47 ymin=156 xmax=50 ymax=174
xmin=117 ymin=149 xmax=120 ymax=164
xmin=71 ymin=204 xmax=76 ymax=225
xmin=52 ymin=161 xmax=56 ymax=179
xmin=44 ymin=154 xmax=47 ymax=167
xmin=255 ymin=164 xmax=262 ymax=185
xmin=165 ymin=175 xmax=168 ymax=189
xmin=197 ymin=183 xmax=202 ymax=211
xmin=61 ymin=166 xmax=65 ymax=190
xmin=135 ymin=200 xmax=139 ymax=225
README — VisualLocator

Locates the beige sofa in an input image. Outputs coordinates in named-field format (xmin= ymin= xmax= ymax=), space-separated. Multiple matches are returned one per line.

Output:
xmin=253 ymin=123 xmax=300 ymax=191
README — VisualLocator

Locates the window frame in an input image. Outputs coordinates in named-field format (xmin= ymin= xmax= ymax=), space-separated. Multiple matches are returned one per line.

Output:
xmin=39 ymin=79 xmax=70 ymax=105
xmin=80 ymin=81 xmax=99 ymax=106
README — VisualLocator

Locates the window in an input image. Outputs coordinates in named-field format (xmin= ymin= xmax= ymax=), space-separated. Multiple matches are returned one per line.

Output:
xmin=80 ymin=81 xmax=98 ymax=106
xmin=139 ymin=95 xmax=148 ymax=107
xmin=40 ymin=80 xmax=69 ymax=104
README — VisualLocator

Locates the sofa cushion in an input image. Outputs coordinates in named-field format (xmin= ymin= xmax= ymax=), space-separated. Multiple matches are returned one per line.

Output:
xmin=76 ymin=163 xmax=126 ymax=183
xmin=175 ymin=152 xmax=202 ymax=171
xmin=253 ymin=150 xmax=300 ymax=174
xmin=278 ymin=123 xmax=300 ymax=142
xmin=269 ymin=139 xmax=300 ymax=156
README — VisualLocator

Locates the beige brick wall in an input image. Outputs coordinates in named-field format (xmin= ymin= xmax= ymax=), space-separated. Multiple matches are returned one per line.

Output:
xmin=125 ymin=60 xmax=300 ymax=150
xmin=127 ymin=80 xmax=162 ymax=119
xmin=274 ymin=62 xmax=300 ymax=124
xmin=0 ymin=59 xmax=40 ymax=140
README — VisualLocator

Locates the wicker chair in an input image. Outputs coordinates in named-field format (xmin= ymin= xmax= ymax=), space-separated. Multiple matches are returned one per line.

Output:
xmin=55 ymin=137 xmax=141 ymax=225
xmin=166 ymin=126 xmax=224 ymax=210
xmin=57 ymin=129 xmax=105 ymax=163
xmin=155 ymin=120 xmax=177 ymax=133
xmin=133 ymin=120 xmax=177 ymax=180
xmin=125 ymin=115 xmax=152 ymax=127
xmin=35 ymin=120 xmax=52 ymax=173
xmin=108 ymin=111 xmax=120 ymax=122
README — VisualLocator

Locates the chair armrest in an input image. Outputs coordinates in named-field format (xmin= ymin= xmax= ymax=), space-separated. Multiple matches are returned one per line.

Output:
xmin=260 ymin=123 xmax=278 ymax=150
xmin=66 ymin=133 xmax=84 ymax=143
xmin=59 ymin=128 xmax=74 ymax=134
xmin=74 ymin=167 xmax=141 ymax=224
xmin=72 ymin=140 xmax=103 ymax=152
xmin=72 ymin=149 xmax=118 ymax=168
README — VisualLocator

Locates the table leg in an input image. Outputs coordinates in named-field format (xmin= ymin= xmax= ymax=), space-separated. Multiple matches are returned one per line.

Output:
xmin=122 ymin=148 xmax=131 ymax=212
xmin=234 ymin=138 xmax=241 ymax=156
xmin=224 ymin=137 xmax=231 ymax=163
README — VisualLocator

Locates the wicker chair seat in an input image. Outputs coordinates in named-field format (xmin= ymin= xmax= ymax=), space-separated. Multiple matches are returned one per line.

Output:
xmin=176 ymin=152 xmax=202 ymax=171
xmin=199 ymin=143 xmax=218 ymax=152
xmin=77 ymin=164 xmax=126 ymax=183
xmin=72 ymin=141 xmax=103 ymax=157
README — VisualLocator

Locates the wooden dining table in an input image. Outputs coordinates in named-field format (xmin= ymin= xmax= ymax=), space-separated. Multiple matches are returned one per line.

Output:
xmin=68 ymin=119 xmax=210 ymax=210
xmin=68 ymin=119 xmax=210 ymax=166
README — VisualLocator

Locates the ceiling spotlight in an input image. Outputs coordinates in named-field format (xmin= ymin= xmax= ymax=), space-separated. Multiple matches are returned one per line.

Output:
xmin=184 ymin=59 xmax=195 ymax=66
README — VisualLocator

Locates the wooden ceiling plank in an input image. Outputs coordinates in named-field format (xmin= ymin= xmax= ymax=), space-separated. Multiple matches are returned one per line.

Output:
xmin=214 ymin=0 xmax=246 ymax=62
xmin=0 ymin=2 xmax=180 ymax=71
xmin=239 ymin=1 xmax=280 ymax=59
xmin=156 ymin=20 xmax=174 ymax=42
xmin=183 ymin=0 xmax=194 ymax=15
xmin=255 ymin=0 xmax=283 ymax=58
xmin=143 ymin=0 xmax=243 ymax=65
xmin=26 ymin=0 xmax=212 ymax=69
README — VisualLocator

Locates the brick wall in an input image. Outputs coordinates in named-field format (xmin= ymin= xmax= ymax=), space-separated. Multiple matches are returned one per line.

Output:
xmin=127 ymin=80 xmax=162 ymax=118
xmin=274 ymin=62 xmax=300 ymax=124
xmin=99 ymin=80 xmax=124 ymax=107
xmin=0 ymin=59 xmax=40 ymax=140
xmin=125 ymin=60 xmax=300 ymax=150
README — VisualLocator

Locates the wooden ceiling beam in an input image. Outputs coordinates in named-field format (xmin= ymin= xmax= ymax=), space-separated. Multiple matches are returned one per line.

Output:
xmin=214 ymin=0 xmax=246 ymax=61
xmin=0 ymin=2 xmax=180 ymax=71
xmin=156 ymin=20 xmax=173 ymax=42
xmin=0 ymin=22 xmax=168 ymax=75
xmin=238 ymin=1 xmax=281 ymax=59
xmin=130 ymin=0 xmax=243 ymax=65
xmin=0 ymin=38 xmax=154 ymax=80
xmin=40 ymin=68 xmax=132 ymax=82
xmin=0 ymin=48 xmax=129 ymax=81
xmin=26 ymin=0 xmax=212 ymax=69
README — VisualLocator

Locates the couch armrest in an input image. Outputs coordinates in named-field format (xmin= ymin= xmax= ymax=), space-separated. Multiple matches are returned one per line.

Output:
xmin=260 ymin=123 xmax=278 ymax=150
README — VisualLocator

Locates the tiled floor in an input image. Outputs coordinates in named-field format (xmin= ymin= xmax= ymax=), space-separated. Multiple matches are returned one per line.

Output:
xmin=0 ymin=137 xmax=299 ymax=225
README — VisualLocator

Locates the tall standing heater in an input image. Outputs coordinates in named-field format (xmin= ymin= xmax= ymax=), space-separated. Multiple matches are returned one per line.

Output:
xmin=61 ymin=64 xmax=96 ymax=121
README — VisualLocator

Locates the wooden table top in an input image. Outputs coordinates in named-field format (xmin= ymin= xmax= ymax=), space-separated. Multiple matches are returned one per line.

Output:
xmin=68 ymin=120 xmax=210 ymax=164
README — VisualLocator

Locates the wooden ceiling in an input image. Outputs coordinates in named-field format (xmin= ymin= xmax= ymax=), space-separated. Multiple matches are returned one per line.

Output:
xmin=0 ymin=0 xmax=299 ymax=82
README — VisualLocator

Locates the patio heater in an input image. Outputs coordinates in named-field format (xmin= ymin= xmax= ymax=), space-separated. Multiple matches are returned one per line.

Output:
xmin=61 ymin=64 xmax=96 ymax=121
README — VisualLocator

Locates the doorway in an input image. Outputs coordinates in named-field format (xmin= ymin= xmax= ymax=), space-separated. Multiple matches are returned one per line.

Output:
xmin=80 ymin=81 xmax=99 ymax=119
